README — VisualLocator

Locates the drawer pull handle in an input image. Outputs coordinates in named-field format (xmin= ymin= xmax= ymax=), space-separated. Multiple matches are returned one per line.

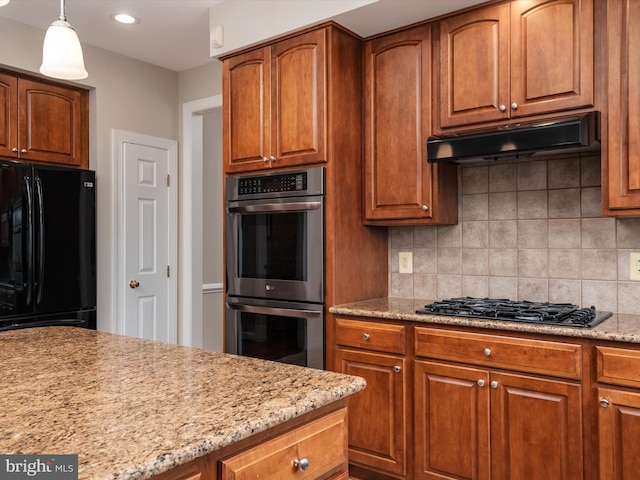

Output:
xmin=293 ymin=457 xmax=310 ymax=471
xmin=600 ymin=398 xmax=610 ymax=408
xmin=490 ymin=381 xmax=498 ymax=389
xmin=363 ymin=333 xmax=370 ymax=340
xmin=484 ymin=348 xmax=491 ymax=356
xmin=394 ymin=366 xmax=401 ymax=373
xmin=477 ymin=379 xmax=485 ymax=387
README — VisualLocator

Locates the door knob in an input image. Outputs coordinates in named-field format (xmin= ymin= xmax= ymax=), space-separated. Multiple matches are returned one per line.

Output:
xmin=129 ymin=280 xmax=140 ymax=289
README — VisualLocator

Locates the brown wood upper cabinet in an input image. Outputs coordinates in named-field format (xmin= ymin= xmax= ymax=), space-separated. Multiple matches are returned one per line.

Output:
xmin=0 ymin=72 xmax=89 ymax=168
xmin=223 ymin=28 xmax=326 ymax=173
xmin=363 ymin=25 xmax=457 ymax=225
xmin=435 ymin=0 xmax=594 ymax=131
xmin=602 ymin=0 xmax=640 ymax=215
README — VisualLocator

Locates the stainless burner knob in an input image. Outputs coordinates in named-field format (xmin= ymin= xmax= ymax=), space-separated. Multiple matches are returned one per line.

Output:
xmin=484 ymin=348 xmax=491 ymax=356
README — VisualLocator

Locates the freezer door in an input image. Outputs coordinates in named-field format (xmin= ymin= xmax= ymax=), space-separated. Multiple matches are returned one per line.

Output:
xmin=0 ymin=160 xmax=33 ymax=317
xmin=34 ymin=165 xmax=96 ymax=314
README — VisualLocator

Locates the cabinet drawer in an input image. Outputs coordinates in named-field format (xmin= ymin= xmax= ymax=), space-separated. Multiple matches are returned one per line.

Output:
xmin=335 ymin=318 xmax=406 ymax=354
xmin=415 ymin=327 xmax=582 ymax=379
xmin=220 ymin=407 xmax=348 ymax=480
xmin=596 ymin=346 xmax=640 ymax=388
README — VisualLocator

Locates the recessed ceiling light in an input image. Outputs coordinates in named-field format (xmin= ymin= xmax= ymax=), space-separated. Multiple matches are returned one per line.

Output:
xmin=111 ymin=13 xmax=140 ymax=25
xmin=0 ymin=0 xmax=11 ymax=7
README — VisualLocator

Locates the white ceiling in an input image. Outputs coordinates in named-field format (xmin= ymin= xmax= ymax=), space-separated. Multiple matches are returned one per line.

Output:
xmin=0 ymin=0 xmax=484 ymax=72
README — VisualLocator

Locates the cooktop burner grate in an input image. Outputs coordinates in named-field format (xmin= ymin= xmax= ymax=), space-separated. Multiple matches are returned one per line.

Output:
xmin=416 ymin=297 xmax=611 ymax=328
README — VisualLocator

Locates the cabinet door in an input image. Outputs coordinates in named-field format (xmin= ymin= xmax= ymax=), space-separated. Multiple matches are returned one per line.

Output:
xmin=414 ymin=360 xmax=490 ymax=480
xmin=490 ymin=371 xmax=583 ymax=480
xmin=363 ymin=26 xmax=436 ymax=222
xmin=18 ymin=79 xmax=87 ymax=167
xmin=598 ymin=387 xmax=640 ymax=480
xmin=0 ymin=72 xmax=17 ymax=158
xmin=603 ymin=0 xmax=640 ymax=213
xmin=335 ymin=348 xmax=407 ymax=477
xmin=510 ymin=0 xmax=594 ymax=118
xmin=223 ymin=47 xmax=272 ymax=173
xmin=270 ymin=28 xmax=326 ymax=169
xmin=437 ymin=3 xmax=510 ymax=129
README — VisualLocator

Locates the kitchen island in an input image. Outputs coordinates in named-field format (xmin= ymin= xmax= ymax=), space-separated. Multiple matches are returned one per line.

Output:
xmin=0 ymin=327 xmax=366 ymax=480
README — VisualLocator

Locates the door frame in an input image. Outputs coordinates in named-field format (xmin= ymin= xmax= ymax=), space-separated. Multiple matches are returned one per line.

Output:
xmin=181 ymin=95 xmax=222 ymax=348
xmin=112 ymin=130 xmax=178 ymax=342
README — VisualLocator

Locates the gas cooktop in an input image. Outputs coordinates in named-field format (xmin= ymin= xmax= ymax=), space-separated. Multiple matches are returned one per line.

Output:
xmin=416 ymin=297 xmax=612 ymax=328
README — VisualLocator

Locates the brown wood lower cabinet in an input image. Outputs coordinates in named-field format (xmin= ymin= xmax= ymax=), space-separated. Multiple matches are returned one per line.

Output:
xmin=149 ymin=402 xmax=349 ymax=480
xmin=596 ymin=345 xmax=640 ymax=479
xmin=335 ymin=349 xmax=407 ymax=477
xmin=414 ymin=361 xmax=583 ymax=480
xmin=220 ymin=407 xmax=348 ymax=480
xmin=333 ymin=316 xmax=590 ymax=479
xmin=415 ymin=325 xmax=584 ymax=480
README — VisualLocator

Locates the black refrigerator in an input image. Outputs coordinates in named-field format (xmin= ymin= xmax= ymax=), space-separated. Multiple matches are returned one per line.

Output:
xmin=0 ymin=160 xmax=96 ymax=331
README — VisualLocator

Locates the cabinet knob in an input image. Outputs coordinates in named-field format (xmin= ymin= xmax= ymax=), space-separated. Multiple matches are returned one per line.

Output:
xmin=270 ymin=155 xmax=276 ymax=162
xmin=499 ymin=104 xmax=506 ymax=112
xmin=21 ymin=148 xmax=27 ymax=154
xmin=293 ymin=457 xmax=310 ymax=471
xmin=599 ymin=398 xmax=610 ymax=408
xmin=263 ymin=156 xmax=269 ymax=162
xmin=393 ymin=366 xmax=401 ymax=373
xmin=362 ymin=333 xmax=370 ymax=340
xmin=511 ymin=102 xmax=518 ymax=110
xmin=421 ymin=205 xmax=429 ymax=211
xmin=12 ymin=147 xmax=18 ymax=153
xmin=477 ymin=379 xmax=485 ymax=387
xmin=490 ymin=381 xmax=498 ymax=389
xmin=484 ymin=348 xmax=491 ymax=356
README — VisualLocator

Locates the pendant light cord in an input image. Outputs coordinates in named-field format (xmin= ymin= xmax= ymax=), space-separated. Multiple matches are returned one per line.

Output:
xmin=59 ymin=0 xmax=66 ymax=22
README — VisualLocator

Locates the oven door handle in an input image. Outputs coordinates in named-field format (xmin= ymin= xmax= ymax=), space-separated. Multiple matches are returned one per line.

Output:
xmin=226 ymin=303 xmax=322 ymax=319
xmin=227 ymin=202 xmax=322 ymax=214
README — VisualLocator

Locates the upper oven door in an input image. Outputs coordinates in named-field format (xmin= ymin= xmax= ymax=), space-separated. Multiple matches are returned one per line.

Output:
xmin=226 ymin=194 xmax=324 ymax=303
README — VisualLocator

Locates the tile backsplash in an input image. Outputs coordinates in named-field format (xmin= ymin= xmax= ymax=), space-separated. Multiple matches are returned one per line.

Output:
xmin=389 ymin=153 xmax=640 ymax=314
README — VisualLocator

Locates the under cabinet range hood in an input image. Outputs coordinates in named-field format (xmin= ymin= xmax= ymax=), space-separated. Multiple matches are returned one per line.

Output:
xmin=427 ymin=111 xmax=600 ymax=163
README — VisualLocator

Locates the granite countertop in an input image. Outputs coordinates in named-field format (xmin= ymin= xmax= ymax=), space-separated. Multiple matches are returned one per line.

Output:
xmin=330 ymin=297 xmax=640 ymax=344
xmin=0 ymin=327 xmax=366 ymax=480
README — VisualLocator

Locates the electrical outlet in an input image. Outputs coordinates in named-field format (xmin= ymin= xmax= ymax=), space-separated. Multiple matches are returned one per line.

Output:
xmin=631 ymin=253 xmax=640 ymax=281
xmin=399 ymin=252 xmax=413 ymax=274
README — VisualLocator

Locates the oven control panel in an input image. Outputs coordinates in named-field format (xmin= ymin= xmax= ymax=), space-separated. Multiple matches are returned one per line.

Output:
xmin=238 ymin=172 xmax=307 ymax=195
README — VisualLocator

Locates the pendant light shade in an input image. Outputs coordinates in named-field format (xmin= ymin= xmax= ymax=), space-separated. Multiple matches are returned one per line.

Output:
xmin=40 ymin=0 xmax=88 ymax=80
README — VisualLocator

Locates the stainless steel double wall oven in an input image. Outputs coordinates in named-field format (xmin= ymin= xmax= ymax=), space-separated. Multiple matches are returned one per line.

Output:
xmin=225 ymin=167 xmax=325 ymax=369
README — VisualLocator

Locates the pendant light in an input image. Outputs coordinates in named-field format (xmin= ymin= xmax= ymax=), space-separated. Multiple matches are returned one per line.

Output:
xmin=40 ymin=0 xmax=88 ymax=80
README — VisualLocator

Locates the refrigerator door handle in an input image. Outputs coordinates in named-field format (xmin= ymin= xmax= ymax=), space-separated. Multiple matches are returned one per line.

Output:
xmin=35 ymin=176 xmax=45 ymax=305
xmin=24 ymin=176 xmax=33 ymax=306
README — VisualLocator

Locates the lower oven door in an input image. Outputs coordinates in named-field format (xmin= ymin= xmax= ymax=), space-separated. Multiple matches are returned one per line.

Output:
xmin=225 ymin=297 xmax=324 ymax=369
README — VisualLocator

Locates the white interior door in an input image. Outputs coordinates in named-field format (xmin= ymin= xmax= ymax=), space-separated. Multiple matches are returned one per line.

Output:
xmin=114 ymin=131 xmax=177 ymax=343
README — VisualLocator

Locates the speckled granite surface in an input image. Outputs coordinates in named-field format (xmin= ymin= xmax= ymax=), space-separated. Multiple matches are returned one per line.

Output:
xmin=0 ymin=327 xmax=366 ymax=480
xmin=330 ymin=297 xmax=640 ymax=344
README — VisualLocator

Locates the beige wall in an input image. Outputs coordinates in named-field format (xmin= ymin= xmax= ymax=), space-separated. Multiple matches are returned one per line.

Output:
xmin=389 ymin=153 xmax=640 ymax=315
xmin=202 ymin=109 xmax=224 ymax=351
